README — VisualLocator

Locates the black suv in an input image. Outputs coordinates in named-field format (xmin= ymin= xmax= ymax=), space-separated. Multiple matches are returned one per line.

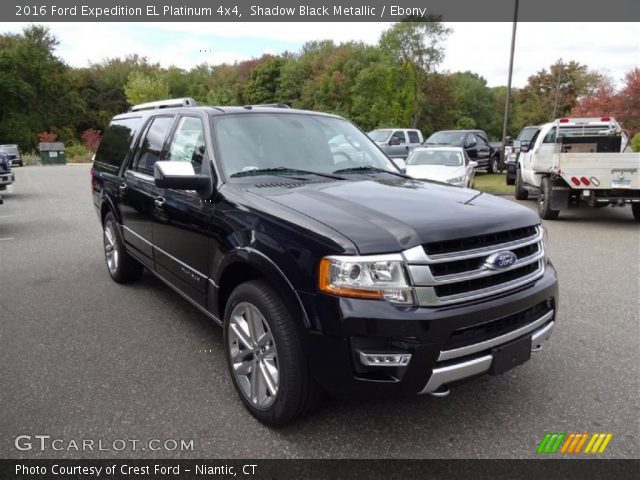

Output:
xmin=91 ymin=99 xmax=558 ymax=425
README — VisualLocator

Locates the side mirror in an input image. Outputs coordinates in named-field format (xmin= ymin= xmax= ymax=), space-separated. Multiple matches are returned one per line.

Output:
xmin=469 ymin=161 xmax=478 ymax=168
xmin=519 ymin=143 xmax=530 ymax=153
xmin=154 ymin=161 xmax=212 ymax=196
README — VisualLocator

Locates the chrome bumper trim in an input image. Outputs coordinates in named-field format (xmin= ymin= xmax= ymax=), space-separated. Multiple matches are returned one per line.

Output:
xmin=419 ymin=320 xmax=555 ymax=395
xmin=419 ymin=355 xmax=493 ymax=394
xmin=438 ymin=310 xmax=554 ymax=361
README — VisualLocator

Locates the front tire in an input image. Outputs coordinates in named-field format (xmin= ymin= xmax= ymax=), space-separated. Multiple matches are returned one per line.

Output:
xmin=103 ymin=212 xmax=143 ymax=283
xmin=224 ymin=280 xmax=323 ymax=426
xmin=515 ymin=169 xmax=528 ymax=200
xmin=632 ymin=203 xmax=640 ymax=222
xmin=538 ymin=177 xmax=560 ymax=220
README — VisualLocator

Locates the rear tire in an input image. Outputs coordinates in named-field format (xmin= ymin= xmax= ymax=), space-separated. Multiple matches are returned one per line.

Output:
xmin=632 ymin=203 xmax=640 ymax=222
xmin=538 ymin=177 xmax=560 ymax=220
xmin=224 ymin=280 xmax=323 ymax=426
xmin=506 ymin=171 xmax=515 ymax=186
xmin=103 ymin=212 xmax=143 ymax=283
xmin=488 ymin=155 xmax=499 ymax=174
xmin=514 ymin=169 xmax=528 ymax=200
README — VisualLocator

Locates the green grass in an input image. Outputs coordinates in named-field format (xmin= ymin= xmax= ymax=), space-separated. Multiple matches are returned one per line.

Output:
xmin=473 ymin=172 xmax=514 ymax=195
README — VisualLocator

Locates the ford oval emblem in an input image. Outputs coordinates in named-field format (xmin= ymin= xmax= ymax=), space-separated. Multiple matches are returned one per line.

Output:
xmin=484 ymin=251 xmax=517 ymax=270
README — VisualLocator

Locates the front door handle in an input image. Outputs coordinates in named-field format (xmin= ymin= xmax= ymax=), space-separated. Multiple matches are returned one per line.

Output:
xmin=154 ymin=196 xmax=165 ymax=209
xmin=118 ymin=183 xmax=127 ymax=194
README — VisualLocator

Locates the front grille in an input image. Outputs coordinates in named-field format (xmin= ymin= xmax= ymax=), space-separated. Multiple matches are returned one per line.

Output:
xmin=405 ymin=226 xmax=545 ymax=306
xmin=423 ymin=226 xmax=537 ymax=255
xmin=443 ymin=301 xmax=551 ymax=350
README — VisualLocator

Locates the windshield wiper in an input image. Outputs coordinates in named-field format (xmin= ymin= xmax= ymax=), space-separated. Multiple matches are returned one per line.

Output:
xmin=230 ymin=167 xmax=344 ymax=180
xmin=332 ymin=166 xmax=409 ymax=178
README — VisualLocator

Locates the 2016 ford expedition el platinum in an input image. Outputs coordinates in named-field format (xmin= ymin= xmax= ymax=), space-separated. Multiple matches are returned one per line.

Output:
xmin=91 ymin=98 xmax=558 ymax=425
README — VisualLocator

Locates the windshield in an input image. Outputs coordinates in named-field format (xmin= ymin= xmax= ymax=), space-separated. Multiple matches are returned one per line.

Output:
xmin=407 ymin=150 xmax=463 ymax=167
xmin=425 ymin=131 xmax=466 ymax=146
xmin=517 ymin=128 xmax=538 ymax=142
xmin=367 ymin=130 xmax=392 ymax=142
xmin=214 ymin=113 xmax=398 ymax=178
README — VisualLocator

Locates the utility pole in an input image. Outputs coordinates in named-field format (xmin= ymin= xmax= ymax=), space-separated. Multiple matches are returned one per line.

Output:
xmin=501 ymin=0 xmax=518 ymax=165
xmin=552 ymin=60 xmax=564 ymax=119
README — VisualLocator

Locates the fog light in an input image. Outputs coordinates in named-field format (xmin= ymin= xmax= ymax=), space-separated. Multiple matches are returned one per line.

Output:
xmin=358 ymin=351 xmax=412 ymax=367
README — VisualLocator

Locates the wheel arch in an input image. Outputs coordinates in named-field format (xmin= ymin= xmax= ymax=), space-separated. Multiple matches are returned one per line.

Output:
xmin=213 ymin=248 xmax=311 ymax=330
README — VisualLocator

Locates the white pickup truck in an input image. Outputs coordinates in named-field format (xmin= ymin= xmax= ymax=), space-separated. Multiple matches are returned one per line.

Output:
xmin=514 ymin=117 xmax=640 ymax=221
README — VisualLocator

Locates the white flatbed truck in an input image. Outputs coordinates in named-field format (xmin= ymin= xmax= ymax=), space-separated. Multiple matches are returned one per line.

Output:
xmin=514 ymin=117 xmax=640 ymax=221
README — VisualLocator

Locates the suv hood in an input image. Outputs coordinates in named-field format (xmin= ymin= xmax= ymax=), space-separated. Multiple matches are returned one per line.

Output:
xmin=252 ymin=177 xmax=539 ymax=254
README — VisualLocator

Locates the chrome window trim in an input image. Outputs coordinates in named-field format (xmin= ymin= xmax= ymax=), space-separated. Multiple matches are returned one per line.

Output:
xmin=438 ymin=310 xmax=554 ymax=361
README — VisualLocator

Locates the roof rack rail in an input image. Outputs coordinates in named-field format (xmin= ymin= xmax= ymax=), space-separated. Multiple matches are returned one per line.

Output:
xmin=244 ymin=103 xmax=291 ymax=109
xmin=129 ymin=97 xmax=198 ymax=112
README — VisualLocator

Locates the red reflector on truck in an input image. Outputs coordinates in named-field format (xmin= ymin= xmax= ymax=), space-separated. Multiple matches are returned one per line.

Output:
xmin=601 ymin=116 xmax=610 ymax=122
xmin=559 ymin=118 xmax=570 ymax=123
xmin=580 ymin=177 xmax=590 ymax=186
xmin=570 ymin=177 xmax=581 ymax=186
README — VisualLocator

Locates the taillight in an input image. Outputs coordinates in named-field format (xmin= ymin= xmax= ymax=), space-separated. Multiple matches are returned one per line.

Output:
xmin=580 ymin=176 xmax=590 ymax=186
xmin=570 ymin=177 xmax=581 ymax=186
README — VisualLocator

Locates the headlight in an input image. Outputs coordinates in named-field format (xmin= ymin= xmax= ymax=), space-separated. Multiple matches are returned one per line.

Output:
xmin=319 ymin=254 xmax=414 ymax=305
xmin=447 ymin=175 xmax=466 ymax=185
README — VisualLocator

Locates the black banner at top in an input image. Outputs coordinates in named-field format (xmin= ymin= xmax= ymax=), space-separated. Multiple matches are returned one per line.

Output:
xmin=3 ymin=0 xmax=640 ymax=22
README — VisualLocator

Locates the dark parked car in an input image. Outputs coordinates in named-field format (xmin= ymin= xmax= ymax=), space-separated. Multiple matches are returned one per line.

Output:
xmin=0 ymin=153 xmax=15 ymax=190
xmin=0 ymin=144 xmax=22 ymax=167
xmin=91 ymin=98 xmax=558 ymax=425
xmin=505 ymin=126 xmax=540 ymax=186
xmin=424 ymin=130 xmax=502 ymax=173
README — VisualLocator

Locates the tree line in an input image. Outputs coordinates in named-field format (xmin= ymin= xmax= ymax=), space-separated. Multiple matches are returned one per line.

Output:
xmin=1 ymin=23 xmax=638 ymax=154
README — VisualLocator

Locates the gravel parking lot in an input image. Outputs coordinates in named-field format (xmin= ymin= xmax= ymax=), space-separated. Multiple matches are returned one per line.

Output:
xmin=1 ymin=166 xmax=638 ymax=459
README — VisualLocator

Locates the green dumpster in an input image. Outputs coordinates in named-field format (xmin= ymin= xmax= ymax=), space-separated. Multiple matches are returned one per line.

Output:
xmin=39 ymin=142 xmax=66 ymax=165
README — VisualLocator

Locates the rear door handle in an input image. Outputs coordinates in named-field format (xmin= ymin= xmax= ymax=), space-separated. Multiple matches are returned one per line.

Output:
xmin=154 ymin=196 xmax=165 ymax=209
xmin=118 ymin=183 xmax=127 ymax=194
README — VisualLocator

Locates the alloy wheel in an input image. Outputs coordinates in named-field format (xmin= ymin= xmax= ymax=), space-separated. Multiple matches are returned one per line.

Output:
xmin=104 ymin=221 xmax=119 ymax=274
xmin=228 ymin=302 xmax=279 ymax=408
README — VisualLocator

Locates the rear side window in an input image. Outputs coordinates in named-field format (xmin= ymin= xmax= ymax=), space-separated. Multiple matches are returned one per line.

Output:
xmin=162 ymin=116 xmax=206 ymax=174
xmin=407 ymin=131 xmax=420 ymax=143
xmin=94 ymin=117 xmax=141 ymax=169
xmin=135 ymin=116 xmax=174 ymax=175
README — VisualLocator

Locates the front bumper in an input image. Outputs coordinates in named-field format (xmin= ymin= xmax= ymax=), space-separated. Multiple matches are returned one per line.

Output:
xmin=0 ymin=173 xmax=15 ymax=185
xmin=301 ymin=263 xmax=558 ymax=398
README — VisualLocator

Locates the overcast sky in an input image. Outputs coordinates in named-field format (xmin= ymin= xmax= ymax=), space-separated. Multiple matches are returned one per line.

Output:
xmin=1 ymin=22 xmax=637 ymax=87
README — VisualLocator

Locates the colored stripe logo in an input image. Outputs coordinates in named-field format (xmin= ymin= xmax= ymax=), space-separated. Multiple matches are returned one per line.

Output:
xmin=537 ymin=433 xmax=613 ymax=454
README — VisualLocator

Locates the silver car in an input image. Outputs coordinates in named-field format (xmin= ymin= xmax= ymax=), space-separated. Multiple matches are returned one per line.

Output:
xmin=405 ymin=146 xmax=477 ymax=188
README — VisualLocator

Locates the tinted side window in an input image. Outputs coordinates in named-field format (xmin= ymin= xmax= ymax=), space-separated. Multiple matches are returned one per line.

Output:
xmin=94 ymin=117 xmax=142 ymax=168
xmin=465 ymin=133 xmax=477 ymax=146
xmin=407 ymin=131 xmax=420 ymax=143
xmin=136 ymin=116 xmax=174 ymax=175
xmin=391 ymin=131 xmax=406 ymax=144
xmin=162 ymin=116 xmax=206 ymax=174
xmin=475 ymin=134 xmax=488 ymax=146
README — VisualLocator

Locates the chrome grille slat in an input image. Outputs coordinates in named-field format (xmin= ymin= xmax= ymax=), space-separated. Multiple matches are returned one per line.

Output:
xmin=404 ymin=226 xmax=545 ymax=306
